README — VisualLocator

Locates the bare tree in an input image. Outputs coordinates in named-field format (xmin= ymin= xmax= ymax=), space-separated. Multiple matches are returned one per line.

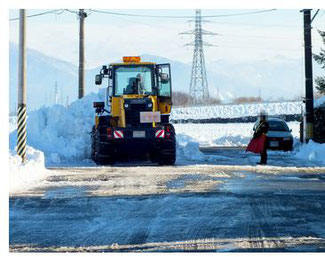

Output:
xmin=232 ymin=96 xmax=262 ymax=104
xmin=173 ymin=91 xmax=190 ymax=106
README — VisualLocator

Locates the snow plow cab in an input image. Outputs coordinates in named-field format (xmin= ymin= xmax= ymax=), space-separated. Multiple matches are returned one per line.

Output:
xmin=91 ymin=56 xmax=176 ymax=165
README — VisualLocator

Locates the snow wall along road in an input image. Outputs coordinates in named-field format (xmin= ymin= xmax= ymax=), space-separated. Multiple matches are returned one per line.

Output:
xmin=9 ymin=89 xmax=203 ymax=165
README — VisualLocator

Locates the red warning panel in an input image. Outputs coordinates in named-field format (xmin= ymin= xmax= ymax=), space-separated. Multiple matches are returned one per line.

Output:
xmin=155 ymin=129 xmax=165 ymax=138
xmin=113 ymin=130 xmax=124 ymax=139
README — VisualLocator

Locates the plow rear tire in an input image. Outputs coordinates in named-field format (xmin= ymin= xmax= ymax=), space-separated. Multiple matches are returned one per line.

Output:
xmin=91 ymin=126 xmax=115 ymax=165
xmin=155 ymin=124 xmax=176 ymax=166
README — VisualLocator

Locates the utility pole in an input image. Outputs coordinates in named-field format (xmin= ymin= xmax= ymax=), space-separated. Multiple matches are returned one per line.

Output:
xmin=216 ymin=86 xmax=220 ymax=100
xmin=78 ymin=9 xmax=87 ymax=99
xmin=54 ymin=81 xmax=59 ymax=104
xmin=17 ymin=9 xmax=27 ymax=163
xmin=301 ymin=9 xmax=314 ymax=142
xmin=65 ymin=96 xmax=70 ymax=108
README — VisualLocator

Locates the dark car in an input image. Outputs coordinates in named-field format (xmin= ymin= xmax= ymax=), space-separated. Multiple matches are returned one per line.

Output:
xmin=253 ymin=118 xmax=294 ymax=151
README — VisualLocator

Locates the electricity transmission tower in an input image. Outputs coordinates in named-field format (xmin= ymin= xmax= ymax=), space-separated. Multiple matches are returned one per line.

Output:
xmin=181 ymin=9 xmax=217 ymax=105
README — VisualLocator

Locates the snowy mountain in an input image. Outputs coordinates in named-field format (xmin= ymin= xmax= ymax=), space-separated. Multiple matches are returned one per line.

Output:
xmin=9 ymin=45 xmax=194 ymax=112
xmin=9 ymin=43 xmax=322 ymax=112
xmin=9 ymin=42 xmax=79 ymax=112
xmin=207 ymin=57 xmax=303 ymax=101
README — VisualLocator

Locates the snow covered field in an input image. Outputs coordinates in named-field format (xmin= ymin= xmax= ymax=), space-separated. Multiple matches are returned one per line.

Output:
xmin=171 ymin=101 xmax=303 ymax=121
xmin=174 ymin=122 xmax=300 ymax=147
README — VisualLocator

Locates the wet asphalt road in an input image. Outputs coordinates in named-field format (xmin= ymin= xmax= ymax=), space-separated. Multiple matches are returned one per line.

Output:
xmin=199 ymin=146 xmax=324 ymax=167
xmin=9 ymin=165 xmax=325 ymax=252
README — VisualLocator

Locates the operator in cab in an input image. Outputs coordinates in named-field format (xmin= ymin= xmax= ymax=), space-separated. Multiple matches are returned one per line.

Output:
xmin=125 ymin=77 xmax=138 ymax=94
xmin=124 ymin=74 xmax=145 ymax=94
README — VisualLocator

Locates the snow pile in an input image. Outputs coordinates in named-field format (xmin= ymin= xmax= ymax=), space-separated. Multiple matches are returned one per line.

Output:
xmin=9 ymin=116 xmax=17 ymax=133
xmin=9 ymin=146 xmax=47 ymax=193
xmin=176 ymin=134 xmax=205 ymax=162
xmin=294 ymin=140 xmax=325 ymax=165
xmin=174 ymin=123 xmax=253 ymax=146
xmin=10 ymin=90 xmax=104 ymax=164
xmin=171 ymin=101 xmax=302 ymax=121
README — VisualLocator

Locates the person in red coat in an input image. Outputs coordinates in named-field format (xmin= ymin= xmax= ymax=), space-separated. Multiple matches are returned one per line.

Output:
xmin=253 ymin=114 xmax=269 ymax=165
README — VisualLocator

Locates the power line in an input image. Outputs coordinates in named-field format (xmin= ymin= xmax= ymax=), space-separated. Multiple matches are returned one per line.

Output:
xmin=9 ymin=9 xmax=64 ymax=21
xmin=9 ymin=9 xmax=278 ymax=22
xmin=311 ymin=9 xmax=320 ymax=23
xmin=203 ymin=9 xmax=277 ymax=18
xmin=90 ymin=9 xmax=276 ymax=19
xmin=64 ymin=9 xmax=79 ymax=15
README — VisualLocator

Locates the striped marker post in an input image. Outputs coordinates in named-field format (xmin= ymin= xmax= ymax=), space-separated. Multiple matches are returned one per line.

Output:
xmin=17 ymin=104 xmax=27 ymax=162
xmin=17 ymin=9 xmax=27 ymax=163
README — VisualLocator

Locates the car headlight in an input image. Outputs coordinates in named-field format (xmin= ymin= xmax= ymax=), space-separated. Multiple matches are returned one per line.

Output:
xmin=148 ymin=103 xmax=153 ymax=108
xmin=283 ymin=137 xmax=291 ymax=141
xmin=124 ymin=103 xmax=129 ymax=108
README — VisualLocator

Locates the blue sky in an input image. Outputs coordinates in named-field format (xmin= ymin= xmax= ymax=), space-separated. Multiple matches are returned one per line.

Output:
xmin=9 ymin=9 xmax=325 ymax=67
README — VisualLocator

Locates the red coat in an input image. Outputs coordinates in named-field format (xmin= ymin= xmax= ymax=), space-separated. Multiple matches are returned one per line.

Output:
xmin=246 ymin=134 xmax=267 ymax=154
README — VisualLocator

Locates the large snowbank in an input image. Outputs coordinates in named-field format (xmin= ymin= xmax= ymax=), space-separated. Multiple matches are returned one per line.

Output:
xmin=9 ymin=146 xmax=47 ymax=193
xmin=294 ymin=140 xmax=325 ymax=165
xmin=10 ymin=90 xmax=104 ymax=164
xmin=171 ymin=101 xmax=302 ymax=121
xmin=9 ymin=89 xmax=204 ymax=165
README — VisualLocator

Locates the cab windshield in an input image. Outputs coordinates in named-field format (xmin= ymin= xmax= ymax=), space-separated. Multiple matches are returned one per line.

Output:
xmin=114 ymin=66 xmax=153 ymax=96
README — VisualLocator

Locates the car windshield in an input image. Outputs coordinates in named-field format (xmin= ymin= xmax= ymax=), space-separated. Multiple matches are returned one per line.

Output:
xmin=114 ymin=66 xmax=153 ymax=96
xmin=269 ymin=120 xmax=289 ymax=131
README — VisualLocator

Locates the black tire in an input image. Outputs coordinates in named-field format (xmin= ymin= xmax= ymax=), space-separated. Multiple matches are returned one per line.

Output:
xmin=283 ymin=146 xmax=293 ymax=152
xmin=91 ymin=126 xmax=115 ymax=165
xmin=91 ymin=126 xmax=96 ymax=161
xmin=155 ymin=124 xmax=176 ymax=165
